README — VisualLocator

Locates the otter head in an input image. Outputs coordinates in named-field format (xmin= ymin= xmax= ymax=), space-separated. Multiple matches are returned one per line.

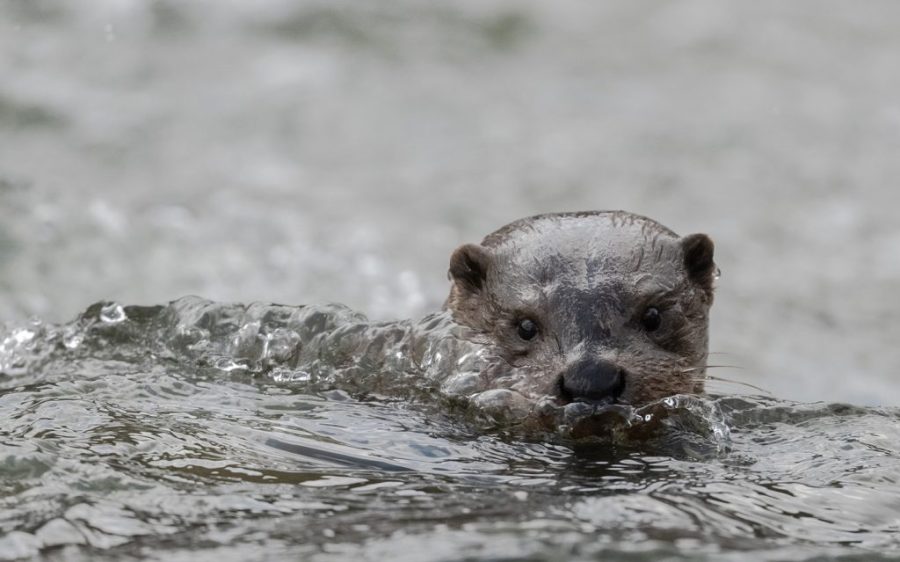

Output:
xmin=445 ymin=211 xmax=716 ymax=407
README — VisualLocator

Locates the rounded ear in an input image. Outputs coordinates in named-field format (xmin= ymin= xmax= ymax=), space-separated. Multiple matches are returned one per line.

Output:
xmin=681 ymin=233 xmax=716 ymax=294
xmin=448 ymin=244 xmax=491 ymax=294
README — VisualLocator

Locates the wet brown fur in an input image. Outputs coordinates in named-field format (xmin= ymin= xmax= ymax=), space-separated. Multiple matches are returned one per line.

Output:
xmin=445 ymin=211 xmax=715 ymax=406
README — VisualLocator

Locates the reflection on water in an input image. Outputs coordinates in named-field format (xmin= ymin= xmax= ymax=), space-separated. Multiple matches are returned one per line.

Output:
xmin=1 ymin=299 xmax=899 ymax=560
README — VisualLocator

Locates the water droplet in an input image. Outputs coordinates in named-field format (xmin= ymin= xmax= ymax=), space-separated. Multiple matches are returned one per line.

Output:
xmin=11 ymin=328 xmax=35 ymax=345
xmin=62 ymin=329 xmax=84 ymax=350
xmin=472 ymin=389 xmax=531 ymax=421
xmin=212 ymin=357 xmax=249 ymax=372
xmin=99 ymin=303 xmax=126 ymax=324
xmin=271 ymin=369 xmax=311 ymax=383
xmin=440 ymin=371 xmax=483 ymax=396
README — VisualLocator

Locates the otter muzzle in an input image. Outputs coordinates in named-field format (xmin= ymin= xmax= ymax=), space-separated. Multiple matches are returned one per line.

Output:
xmin=559 ymin=358 xmax=626 ymax=403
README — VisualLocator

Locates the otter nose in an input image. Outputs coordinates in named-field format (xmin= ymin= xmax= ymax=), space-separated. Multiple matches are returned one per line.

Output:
xmin=560 ymin=358 xmax=626 ymax=403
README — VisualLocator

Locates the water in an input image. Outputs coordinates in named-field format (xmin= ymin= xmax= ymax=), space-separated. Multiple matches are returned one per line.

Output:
xmin=1 ymin=299 xmax=899 ymax=561
xmin=2 ymin=0 xmax=900 ymax=560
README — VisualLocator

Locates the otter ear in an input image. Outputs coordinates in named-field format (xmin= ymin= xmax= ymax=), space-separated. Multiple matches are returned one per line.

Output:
xmin=681 ymin=233 xmax=716 ymax=293
xmin=449 ymin=244 xmax=491 ymax=294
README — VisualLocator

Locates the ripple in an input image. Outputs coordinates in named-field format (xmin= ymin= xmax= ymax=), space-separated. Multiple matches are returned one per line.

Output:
xmin=1 ymin=300 xmax=899 ymax=560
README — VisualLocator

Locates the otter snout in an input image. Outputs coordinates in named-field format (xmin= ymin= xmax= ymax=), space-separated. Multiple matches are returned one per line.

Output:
xmin=559 ymin=358 xmax=626 ymax=404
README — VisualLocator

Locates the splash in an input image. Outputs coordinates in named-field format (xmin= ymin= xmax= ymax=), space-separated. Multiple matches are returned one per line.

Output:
xmin=0 ymin=297 xmax=730 ymax=450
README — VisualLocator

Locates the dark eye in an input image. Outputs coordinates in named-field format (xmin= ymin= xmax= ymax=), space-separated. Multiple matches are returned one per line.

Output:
xmin=517 ymin=318 xmax=539 ymax=341
xmin=641 ymin=307 xmax=662 ymax=332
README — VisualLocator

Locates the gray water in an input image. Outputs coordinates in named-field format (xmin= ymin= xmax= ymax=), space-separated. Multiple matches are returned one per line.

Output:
xmin=2 ymin=1 xmax=900 ymax=560
xmin=1 ymin=299 xmax=899 ymax=561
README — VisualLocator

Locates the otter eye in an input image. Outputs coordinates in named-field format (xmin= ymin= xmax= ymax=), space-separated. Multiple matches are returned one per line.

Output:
xmin=641 ymin=307 xmax=662 ymax=332
xmin=516 ymin=319 xmax=539 ymax=341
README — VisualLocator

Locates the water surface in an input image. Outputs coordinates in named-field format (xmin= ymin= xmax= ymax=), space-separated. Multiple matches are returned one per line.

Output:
xmin=1 ymin=300 xmax=898 ymax=560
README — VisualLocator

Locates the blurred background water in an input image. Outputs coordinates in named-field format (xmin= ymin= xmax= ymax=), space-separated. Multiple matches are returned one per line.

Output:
xmin=1 ymin=2 xmax=900 ymax=560
xmin=1 ymin=0 xmax=898 ymax=404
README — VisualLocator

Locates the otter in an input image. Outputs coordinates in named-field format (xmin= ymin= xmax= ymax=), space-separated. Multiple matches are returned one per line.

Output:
xmin=444 ymin=211 xmax=716 ymax=408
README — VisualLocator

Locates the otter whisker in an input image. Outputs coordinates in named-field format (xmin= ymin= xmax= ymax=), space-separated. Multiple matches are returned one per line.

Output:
xmin=686 ymin=374 xmax=773 ymax=396
xmin=681 ymin=364 xmax=744 ymax=373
